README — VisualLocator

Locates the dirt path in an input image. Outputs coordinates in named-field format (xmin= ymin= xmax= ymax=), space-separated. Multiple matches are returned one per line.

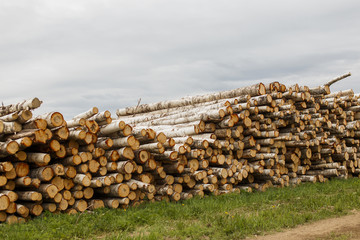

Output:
xmin=250 ymin=210 xmax=360 ymax=240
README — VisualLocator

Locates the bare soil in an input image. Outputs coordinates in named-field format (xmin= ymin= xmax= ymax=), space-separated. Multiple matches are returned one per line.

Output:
xmin=250 ymin=210 xmax=360 ymax=240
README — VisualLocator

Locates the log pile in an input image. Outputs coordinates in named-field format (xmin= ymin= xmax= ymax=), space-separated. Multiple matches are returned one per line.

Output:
xmin=0 ymin=73 xmax=359 ymax=223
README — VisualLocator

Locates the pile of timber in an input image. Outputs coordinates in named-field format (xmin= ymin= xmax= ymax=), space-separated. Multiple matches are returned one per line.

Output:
xmin=0 ymin=73 xmax=358 ymax=223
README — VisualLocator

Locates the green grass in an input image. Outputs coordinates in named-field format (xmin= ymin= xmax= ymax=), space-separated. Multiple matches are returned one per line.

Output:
xmin=2 ymin=178 xmax=360 ymax=240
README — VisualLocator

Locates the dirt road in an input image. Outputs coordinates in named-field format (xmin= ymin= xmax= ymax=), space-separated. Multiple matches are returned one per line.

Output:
xmin=250 ymin=210 xmax=360 ymax=240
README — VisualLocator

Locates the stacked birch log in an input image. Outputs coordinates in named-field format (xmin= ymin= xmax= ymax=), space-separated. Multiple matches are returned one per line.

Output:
xmin=0 ymin=73 xmax=358 ymax=223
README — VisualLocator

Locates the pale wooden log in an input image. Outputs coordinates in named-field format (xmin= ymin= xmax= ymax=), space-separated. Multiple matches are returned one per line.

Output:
xmin=73 ymin=199 xmax=88 ymax=212
xmin=29 ymin=166 xmax=54 ymax=181
xmin=0 ymin=191 xmax=17 ymax=203
xmin=5 ymin=214 xmax=18 ymax=224
xmin=14 ymin=176 xmax=31 ymax=187
xmin=26 ymin=153 xmax=51 ymax=166
xmin=42 ymin=203 xmax=57 ymax=213
xmin=16 ymin=191 xmax=42 ymax=201
xmin=0 ymin=161 xmax=13 ymax=173
xmin=153 ymin=125 xmax=200 ymax=138
xmin=110 ymin=135 xmax=137 ymax=149
xmin=185 ymin=189 xmax=204 ymax=197
xmin=324 ymin=72 xmax=351 ymax=87
xmin=0 ymin=112 xmax=18 ymax=122
xmin=33 ymin=112 xmax=64 ymax=128
xmin=0 ymin=121 xmax=5 ymax=134
xmin=88 ymin=110 xmax=111 ymax=122
xmin=73 ymin=107 xmax=99 ymax=120
xmin=153 ymin=151 xmax=178 ymax=161
xmin=306 ymin=169 xmax=339 ymax=177
xmin=117 ymin=99 xmax=233 ymax=125
xmin=102 ymin=199 xmax=119 ymax=209
xmin=83 ymin=187 xmax=94 ymax=199
xmin=52 ymin=126 xmax=69 ymax=141
xmin=97 ymin=118 xmax=112 ymax=126
xmin=310 ymin=162 xmax=340 ymax=169
xmin=38 ymin=184 xmax=59 ymax=198
xmin=156 ymin=185 xmax=174 ymax=196
xmin=127 ymin=179 xmax=155 ymax=193
xmin=298 ymin=175 xmax=317 ymax=183
xmin=98 ymin=120 xmax=126 ymax=136
xmin=68 ymin=129 xmax=87 ymax=141
xmin=13 ymin=136 xmax=32 ymax=150
xmin=114 ymin=147 xmax=135 ymax=161
xmin=12 ymin=162 xmax=29 ymax=178
xmin=61 ymin=155 xmax=82 ymax=166
xmin=95 ymin=138 xmax=113 ymax=150
xmin=131 ymin=108 xmax=226 ymax=126
xmin=84 ymin=120 xmax=99 ymax=134
xmin=66 ymin=118 xmax=86 ymax=128
xmin=6 ymin=129 xmax=47 ymax=144
xmin=51 ymin=176 xmax=64 ymax=191
xmin=0 ymin=141 xmax=19 ymax=157
xmin=325 ymin=89 xmax=354 ymax=99
xmin=107 ymin=183 xmax=130 ymax=198
xmin=2 ymin=121 xmax=22 ymax=134
xmin=162 ymin=162 xmax=184 ymax=174
xmin=87 ymin=199 xmax=105 ymax=210
xmin=0 ymin=98 xmax=41 ymax=116
xmin=117 ymin=83 xmax=265 ymax=116
xmin=16 ymin=203 xmax=30 ymax=218
xmin=73 ymin=174 xmax=91 ymax=187
xmin=0 ymin=212 xmax=6 ymax=222
xmin=17 ymin=110 xmax=33 ymax=123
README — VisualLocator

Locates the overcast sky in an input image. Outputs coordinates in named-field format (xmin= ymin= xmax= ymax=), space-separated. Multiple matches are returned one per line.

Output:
xmin=0 ymin=0 xmax=359 ymax=119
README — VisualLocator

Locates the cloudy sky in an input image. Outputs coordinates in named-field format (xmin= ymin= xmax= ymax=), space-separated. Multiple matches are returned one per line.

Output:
xmin=0 ymin=0 xmax=359 ymax=119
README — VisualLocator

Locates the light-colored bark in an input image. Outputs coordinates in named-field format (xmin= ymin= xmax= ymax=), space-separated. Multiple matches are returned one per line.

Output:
xmin=29 ymin=166 xmax=54 ymax=181
xmin=116 ymin=83 xmax=265 ymax=116
xmin=98 ymin=120 xmax=126 ymax=136
xmin=0 ymin=98 xmax=41 ymax=116
xmin=73 ymin=107 xmax=99 ymax=120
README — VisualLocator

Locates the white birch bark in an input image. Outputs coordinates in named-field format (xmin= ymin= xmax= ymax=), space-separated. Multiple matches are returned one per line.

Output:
xmin=0 ymin=98 xmax=41 ymax=117
xmin=116 ymin=83 xmax=265 ymax=116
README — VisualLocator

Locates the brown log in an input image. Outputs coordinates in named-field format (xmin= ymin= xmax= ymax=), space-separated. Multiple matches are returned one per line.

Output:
xmin=17 ymin=191 xmax=42 ymax=201
xmin=29 ymin=166 xmax=54 ymax=182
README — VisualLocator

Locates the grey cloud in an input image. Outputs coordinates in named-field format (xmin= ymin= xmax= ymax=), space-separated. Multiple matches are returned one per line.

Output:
xmin=0 ymin=0 xmax=360 ymax=119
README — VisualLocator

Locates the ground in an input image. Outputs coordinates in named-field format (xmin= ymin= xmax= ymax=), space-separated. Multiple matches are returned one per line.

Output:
xmin=250 ymin=210 xmax=360 ymax=240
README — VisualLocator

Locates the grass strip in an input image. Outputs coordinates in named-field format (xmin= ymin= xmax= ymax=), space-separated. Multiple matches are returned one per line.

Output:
xmin=1 ymin=178 xmax=360 ymax=240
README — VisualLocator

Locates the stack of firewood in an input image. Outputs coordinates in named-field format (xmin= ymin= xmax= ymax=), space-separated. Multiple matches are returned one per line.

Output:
xmin=0 ymin=73 xmax=358 ymax=223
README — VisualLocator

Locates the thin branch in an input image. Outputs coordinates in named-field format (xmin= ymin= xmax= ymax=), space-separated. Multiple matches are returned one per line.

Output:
xmin=325 ymin=72 xmax=351 ymax=86
xmin=133 ymin=98 xmax=142 ymax=117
